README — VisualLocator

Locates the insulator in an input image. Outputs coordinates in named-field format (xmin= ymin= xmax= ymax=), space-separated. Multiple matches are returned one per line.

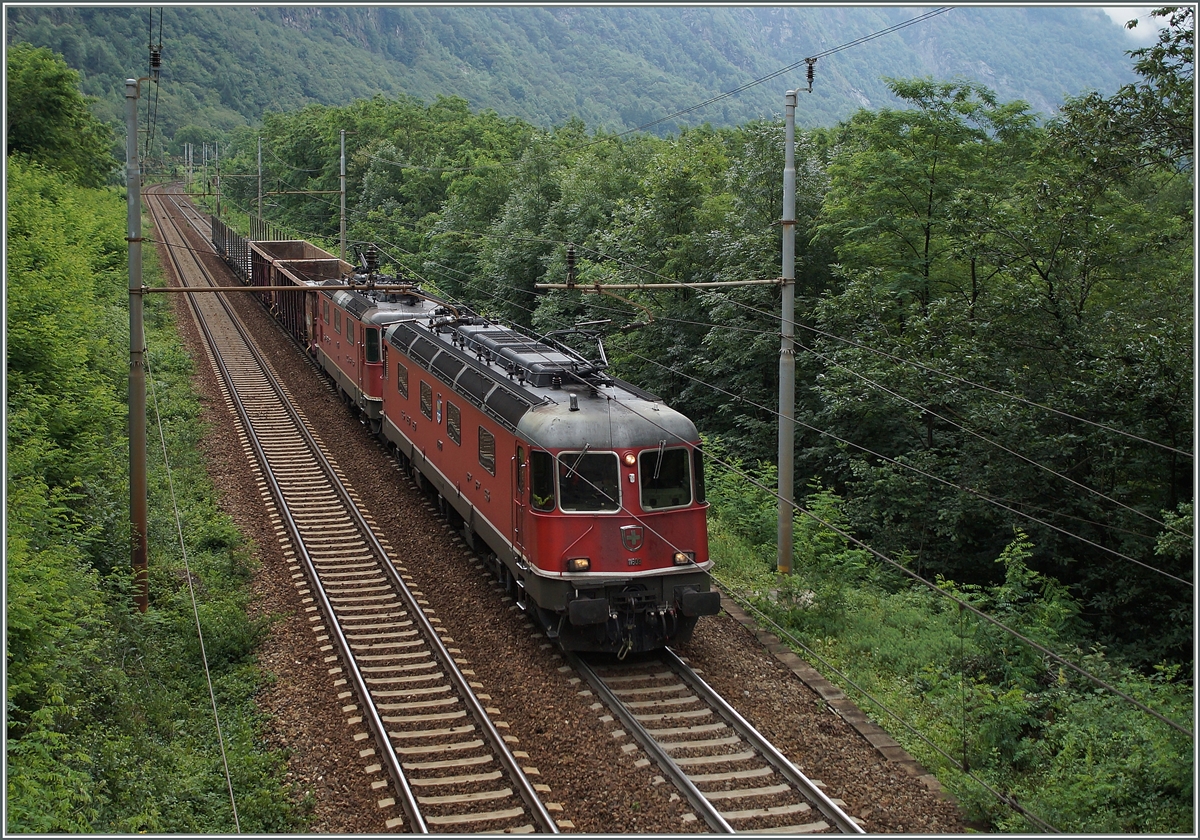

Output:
xmin=805 ymin=58 xmax=816 ymax=93
xmin=149 ymin=47 xmax=162 ymax=79
xmin=365 ymin=244 xmax=379 ymax=275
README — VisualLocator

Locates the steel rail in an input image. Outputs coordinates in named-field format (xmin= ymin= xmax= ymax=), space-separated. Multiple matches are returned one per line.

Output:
xmin=150 ymin=190 xmax=432 ymax=829
xmin=564 ymin=652 xmax=736 ymax=833
xmin=151 ymin=189 xmax=558 ymax=833
xmin=662 ymin=647 xmax=866 ymax=834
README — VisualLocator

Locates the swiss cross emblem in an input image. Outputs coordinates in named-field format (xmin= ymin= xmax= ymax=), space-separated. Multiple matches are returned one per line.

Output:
xmin=621 ymin=525 xmax=644 ymax=551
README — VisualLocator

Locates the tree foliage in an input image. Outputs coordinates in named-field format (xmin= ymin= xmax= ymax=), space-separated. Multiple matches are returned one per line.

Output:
xmin=6 ymin=6 xmax=1140 ymax=155
xmin=6 ymin=42 xmax=117 ymax=186
xmin=1055 ymin=7 xmax=1194 ymax=174
xmin=6 ymin=145 xmax=297 ymax=834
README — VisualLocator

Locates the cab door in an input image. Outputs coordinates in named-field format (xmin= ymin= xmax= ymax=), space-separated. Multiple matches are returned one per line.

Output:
xmin=512 ymin=443 xmax=527 ymax=561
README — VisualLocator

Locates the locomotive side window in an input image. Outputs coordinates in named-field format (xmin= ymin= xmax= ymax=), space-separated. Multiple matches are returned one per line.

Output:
xmin=334 ymin=309 xmax=342 ymax=334
xmin=365 ymin=327 xmax=380 ymax=363
xmin=478 ymin=427 xmax=496 ymax=475
xmin=446 ymin=402 xmax=461 ymax=444
xmin=530 ymin=450 xmax=555 ymax=511
xmin=516 ymin=445 xmax=526 ymax=495
xmin=420 ymin=381 xmax=432 ymax=419
xmin=348 ymin=321 xmax=355 ymax=345
xmin=323 ymin=300 xmax=329 ymax=324
xmin=396 ymin=361 xmax=409 ymax=398
xmin=559 ymin=452 xmax=620 ymax=512
xmin=639 ymin=446 xmax=692 ymax=510
xmin=693 ymin=447 xmax=706 ymax=504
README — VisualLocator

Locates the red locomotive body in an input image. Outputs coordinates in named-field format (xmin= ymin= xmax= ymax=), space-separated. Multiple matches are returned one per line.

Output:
xmin=381 ymin=316 xmax=719 ymax=653
xmin=213 ymin=229 xmax=720 ymax=654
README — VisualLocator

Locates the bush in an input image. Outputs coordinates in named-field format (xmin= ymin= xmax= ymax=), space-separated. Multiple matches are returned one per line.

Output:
xmin=6 ymin=161 xmax=302 ymax=832
xmin=705 ymin=463 xmax=1193 ymax=832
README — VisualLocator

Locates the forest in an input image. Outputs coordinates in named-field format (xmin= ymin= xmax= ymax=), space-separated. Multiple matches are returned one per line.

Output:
xmin=6 ymin=7 xmax=1194 ymax=833
xmin=5 ymin=5 xmax=1138 ymax=147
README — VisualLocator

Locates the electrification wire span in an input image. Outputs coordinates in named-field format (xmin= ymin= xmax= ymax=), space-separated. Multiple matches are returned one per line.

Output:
xmin=352 ymin=222 xmax=1189 ymax=542
xmin=213 ymin=176 xmax=1188 ymax=547
xmin=196 ymin=208 xmax=1194 ymax=753
xmin=254 ymin=192 xmax=1189 ymax=465
xmin=300 ymin=229 xmax=1187 ymax=586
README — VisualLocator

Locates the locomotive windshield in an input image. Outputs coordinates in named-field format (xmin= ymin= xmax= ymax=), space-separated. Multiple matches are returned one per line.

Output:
xmin=639 ymin=446 xmax=693 ymax=509
xmin=558 ymin=451 xmax=620 ymax=512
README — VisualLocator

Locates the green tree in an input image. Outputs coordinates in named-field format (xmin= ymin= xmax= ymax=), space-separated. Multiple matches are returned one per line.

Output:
xmin=807 ymin=76 xmax=1192 ymax=664
xmin=1055 ymin=6 xmax=1194 ymax=176
xmin=6 ymin=42 xmax=116 ymax=187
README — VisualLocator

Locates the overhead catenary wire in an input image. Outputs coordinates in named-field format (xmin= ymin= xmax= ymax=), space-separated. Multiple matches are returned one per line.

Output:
xmin=281 ymin=223 xmax=1185 ymax=589
xmin=344 ymin=226 xmax=1195 ymax=736
xmin=188 ymin=209 xmax=1192 ymax=824
xmin=209 ymin=14 xmax=1188 ymax=545
xmin=213 ymin=177 xmax=1187 ymax=547
xmin=375 ymin=224 xmax=1190 ymax=541
xmin=301 ymin=202 xmax=1194 ymax=463
xmin=319 ymin=245 xmax=1088 ymax=832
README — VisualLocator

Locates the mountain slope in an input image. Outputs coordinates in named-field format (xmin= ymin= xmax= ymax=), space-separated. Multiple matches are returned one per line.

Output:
xmin=6 ymin=5 xmax=1139 ymax=147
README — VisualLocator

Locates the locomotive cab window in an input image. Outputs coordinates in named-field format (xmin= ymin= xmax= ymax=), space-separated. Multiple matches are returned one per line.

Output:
xmin=639 ymin=446 xmax=692 ymax=510
xmin=559 ymin=451 xmax=620 ymax=512
xmin=396 ymin=361 xmax=409 ymax=398
xmin=516 ymin=445 xmax=526 ymax=495
xmin=419 ymin=381 xmax=432 ymax=419
xmin=530 ymin=450 xmax=555 ymax=511
xmin=365 ymin=327 xmax=380 ymax=363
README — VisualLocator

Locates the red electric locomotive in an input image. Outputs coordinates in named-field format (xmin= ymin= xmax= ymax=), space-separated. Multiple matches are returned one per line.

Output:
xmin=379 ymin=311 xmax=720 ymax=654
xmin=220 ymin=231 xmax=720 ymax=654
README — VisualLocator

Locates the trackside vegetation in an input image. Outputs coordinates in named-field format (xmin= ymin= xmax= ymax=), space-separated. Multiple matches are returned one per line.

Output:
xmin=702 ymin=445 xmax=1192 ymax=833
xmin=7 ymin=7 xmax=1194 ymax=832
xmin=6 ymin=48 xmax=302 ymax=832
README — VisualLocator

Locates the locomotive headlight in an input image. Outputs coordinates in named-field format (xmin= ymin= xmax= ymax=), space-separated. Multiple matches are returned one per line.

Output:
xmin=567 ymin=557 xmax=591 ymax=572
xmin=623 ymin=452 xmax=636 ymax=467
xmin=672 ymin=551 xmax=695 ymax=566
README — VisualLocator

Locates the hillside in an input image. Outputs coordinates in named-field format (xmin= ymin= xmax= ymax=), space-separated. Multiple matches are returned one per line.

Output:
xmin=6 ymin=5 xmax=1139 ymax=149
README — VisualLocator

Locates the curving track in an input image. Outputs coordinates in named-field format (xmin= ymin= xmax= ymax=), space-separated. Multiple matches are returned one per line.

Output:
xmin=146 ymin=185 xmax=559 ymax=834
xmin=146 ymin=185 xmax=948 ymax=835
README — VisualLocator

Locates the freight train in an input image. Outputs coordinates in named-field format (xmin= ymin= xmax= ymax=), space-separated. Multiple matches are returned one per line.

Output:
xmin=212 ymin=221 xmax=720 ymax=654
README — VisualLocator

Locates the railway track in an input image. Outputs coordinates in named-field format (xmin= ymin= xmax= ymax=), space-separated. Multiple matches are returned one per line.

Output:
xmin=567 ymin=649 xmax=865 ymax=835
xmin=146 ymin=186 xmax=946 ymax=835
xmin=146 ymin=185 xmax=560 ymax=834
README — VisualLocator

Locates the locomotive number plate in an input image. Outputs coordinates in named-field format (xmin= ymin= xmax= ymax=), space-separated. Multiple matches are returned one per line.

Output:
xmin=627 ymin=558 xmax=642 ymax=566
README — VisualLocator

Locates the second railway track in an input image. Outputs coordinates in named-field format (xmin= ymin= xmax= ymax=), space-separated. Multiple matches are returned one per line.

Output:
xmin=147 ymin=185 xmax=560 ymax=834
